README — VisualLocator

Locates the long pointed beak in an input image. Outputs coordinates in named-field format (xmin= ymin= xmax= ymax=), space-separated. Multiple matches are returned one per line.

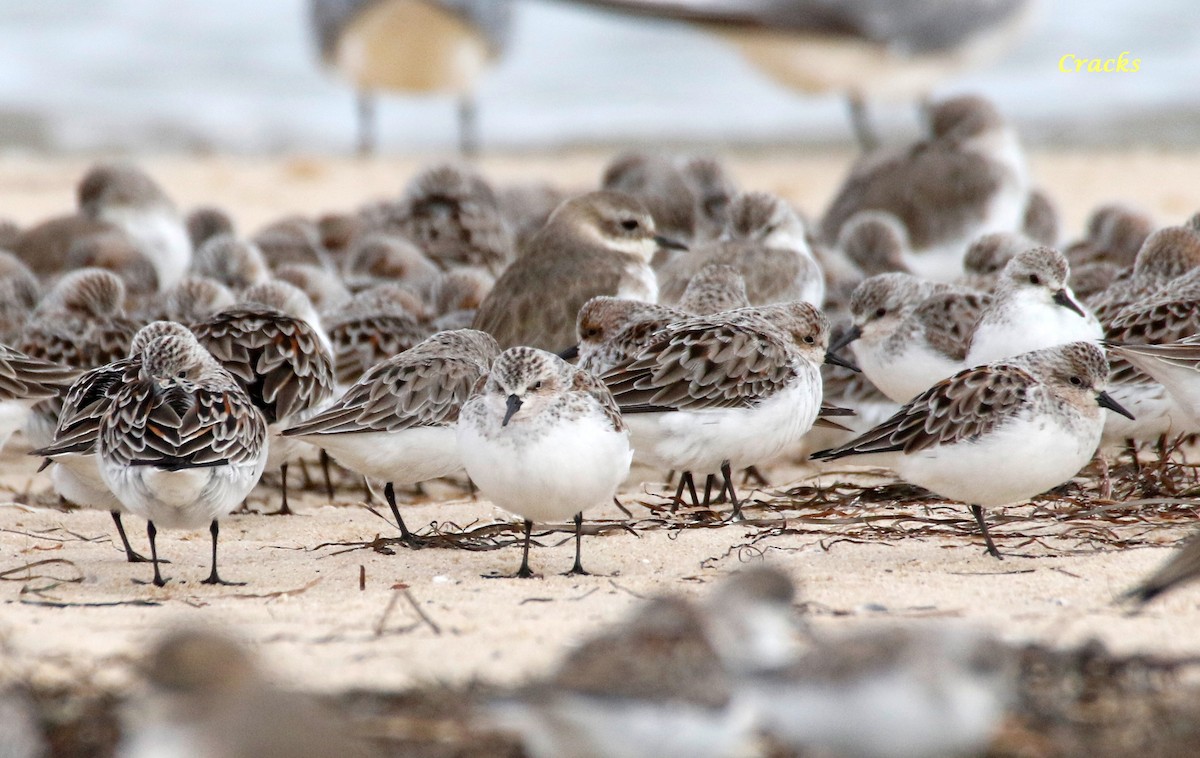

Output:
xmin=825 ymin=350 xmax=860 ymax=372
xmin=827 ymin=324 xmax=862 ymax=355
xmin=1053 ymin=288 xmax=1086 ymax=318
xmin=558 ymin=344 xmax=579 ymax=361
xmin=654 ymin=235 xmax=688 ymax=252
xmin=502 ymin=394 xmax=523 ymax=426
xmin=1097 ymin=390 xmax=1135 ymax=420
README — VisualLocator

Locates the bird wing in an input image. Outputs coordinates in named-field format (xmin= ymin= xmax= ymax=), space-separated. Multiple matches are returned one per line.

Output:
xmin=473 ymin=252 xmax=625 ymax=353
xmin=602 ymin=317 xmax=796 ymax=412
xmin=284 ymin=351 xmax=486 ymax=436
xmin=811 ymin=363 xmax=1032 ymax=459
xmin=101 ymin=379 xmax=266 ymax=470
xmin=193 ymin=309 xmax=335 ymax=425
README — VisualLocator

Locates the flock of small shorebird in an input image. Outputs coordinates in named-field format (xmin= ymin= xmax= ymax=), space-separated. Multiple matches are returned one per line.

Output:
xmin=4 ymin=91 xmax=1200 ymax=756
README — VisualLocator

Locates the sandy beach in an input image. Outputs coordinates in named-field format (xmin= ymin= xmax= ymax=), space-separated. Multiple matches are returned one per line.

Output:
xmin=2 ymin=149 xmax=1200 ymax=755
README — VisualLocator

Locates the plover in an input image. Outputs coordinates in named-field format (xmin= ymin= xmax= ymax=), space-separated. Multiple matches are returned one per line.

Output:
xmin=964 ymin=246 xmax=1101 ymax=366
xmin=679 ymin=155 xmax=739 ymax=242
xmin=284 ymin=329 xmax=499 ymax=543
xmin=1022 ymin=187 xmax=1059 ymax=246
xmin=381 ymin=164 xmax=514 ymax=274
xmin=458 ymin=346 xmax=632 ymax=577
xmin=64 ymin=230 xmax=160 ymax=301
xmin=602 ymin=151 xmax=698 ymax=244
xmin=97 ymin=330 xmax=268 ymax=586
xmin=192 ymin=283 xmax=336 ymax=516
xmin=836 ymin=210 xmax=912 ymax=278
xmin=959 ymin=231 xmax=1037 ymax=291
xmin=834 ymin=273 xmax=986 ymax=403
xmin=602 ymin=302 xmax=837 ymax=518
xmin=1066 ymin=203 xmax=1153 ymax=270
xmin=567 ymin=2 xmax=1031 ymax=150
xmin=18 ymin=269 xmax=140 ymax=448
xmin=325 ymin=283 xmax=432 ymax=387
xmin=1104 ymin=281 xmax=1200 ymax=445
xmin=75 ymin=162 xmax=192 ymax=291
xmin=309 ymin=0 xmax=513 ymax=155
xmin=184 ymin=205 xmax=236 ymax=250
xmin=341 ymin=232 xmax=440 ymax=292
xmin=569 ymin=296 xmax=685 ymax=375
xmin=812 ymin=342 xmax=1132 ymax=558
xmin=677 ymin=264 xmax=751 ymax=315
xmin=486 ymin=594 xmax=754 ymax=758
xmin=473 ymin=191 xmax=685 ymax=353
xmin=253 ymin=216 xmax=330 ymax=270
xmin=660 ymin=192 xmax=824 ymax=307
xmin=31 ymin=321 xmax=195 ymax=563
xmin=0 ymin=252 xmax=41 ymax=344
xmin=744 ymin=625 xmax=1017 ymax=758
xmin=821 ymin=95 xmax=1029 ymax=281
xmin=0 ymin=343 xmax=78 ymax=457
xmin=1087 ymin=225 xmax=1200 ymax=324
xmin=189 ymin=234 xmax=271 ymax=291
xmin=119 ymin=628 xmax=377 ymax=758
xmin=151 ymin=275 xmax=236 ymax=325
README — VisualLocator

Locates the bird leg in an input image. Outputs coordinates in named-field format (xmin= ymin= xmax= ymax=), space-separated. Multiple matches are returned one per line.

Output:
xmin=721 ymin=461 xmax=744 ymax=521
xmin=847 ymin=94 xmax=879 ymax=152
xmin=265 ymin=462 xmax=293 ymax=516
xmin=742 ymin=465 xmax=770 ymax=488
xmin=111 ymin=511 xmax=150 ymax=563
xmin=146 ymin=521 xmax=167 ymax=587
xmin=702 ymin=474 xmax=717 ymax=507
xmin=970 ymin=505 xmax=1002 ymax=560
xmin=319 ymin=449 xmax=335 ymax=501
xmin=563 ymin=512 xmax=589 ymax=576
xmin=458 ymin=95 xmax=479 ymax=158
xmin=516 ymin=519 xmax=535 ymax=579
xmin=356 ymin=90 xmax=377 ymax=157
xmin=384 ymin=482 xmax=423 ymax=547
xmin=202 ymin=520 xmax=244 ymax=585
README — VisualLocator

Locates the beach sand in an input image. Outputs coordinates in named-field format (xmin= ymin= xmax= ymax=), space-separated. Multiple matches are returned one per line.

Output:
xmin=2 ymin=148 xmax=1200 ymax=753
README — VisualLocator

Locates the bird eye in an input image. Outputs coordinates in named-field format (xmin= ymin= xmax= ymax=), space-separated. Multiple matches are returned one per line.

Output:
xmin=620 ymin=219 xmax=639 ymax=231
xmin=1069 ymin=375 xmax=1083 ymax=387
xmin=874 ymin=307 xmax=887 ymax=319
xmin=1028 ymin=274 xmax=1041 ymax=285
xmin=803 ymin=335 xmax=815 ymax=344
xmin=176 ymin=370 xmax=187 ymax=379
xmin=531 ymin=381 xmax=543 ymax=391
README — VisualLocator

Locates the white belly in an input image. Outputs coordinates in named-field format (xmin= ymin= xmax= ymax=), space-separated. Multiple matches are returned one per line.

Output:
xmin=50 ymin=453 xmax=123 ymax=511
xmin=101 ymin=457 xmax=265 ymax=530
xmin=458 ymin=415 xmax=632 ymax=524
xmin=966 ymin=299 xmax=1101 ymax=366
xmin=856 ymin=342 xmax=963 ymax=404
xmin=304 ymin=427 xmax=462 ymax=484
xmin=893 ymin=415 xmax=1100 ymax=507
xmin=625 ymin=376 xmax=820 ymax=473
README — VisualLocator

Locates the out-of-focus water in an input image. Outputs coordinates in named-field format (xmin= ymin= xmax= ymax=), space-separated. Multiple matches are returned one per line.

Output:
xmin=0 ymin=0 xmax=1195 ymax=153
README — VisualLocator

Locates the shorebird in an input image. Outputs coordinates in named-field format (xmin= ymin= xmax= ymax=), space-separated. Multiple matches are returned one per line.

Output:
xmin=557 ymin=0 xmax=1032 ymax=149
xmin=473 ymin=191 xmax=686 ymax=353
xmin=97 ymin=330 xmax=268 ymax=587
xmin=812 ymin=342 xmax=1132 ymax=558
xmin=458 ymin=346 xmax=632 ymax=577
xmin=309 ymin=0 xmax=514 ymax=155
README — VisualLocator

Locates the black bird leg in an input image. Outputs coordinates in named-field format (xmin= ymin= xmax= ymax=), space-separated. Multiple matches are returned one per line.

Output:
xmin=516 ymin=519 xmax=535 ymax=578
xmin=564 ymin=512 xmax=589 ymax=576
xmin=111 ymin=511 xmax=149 ymax=563
xmin=970 ymin=505 xmax=1002 ymax=560
xmin=202 ymin=520 xmax=244 ymax=585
